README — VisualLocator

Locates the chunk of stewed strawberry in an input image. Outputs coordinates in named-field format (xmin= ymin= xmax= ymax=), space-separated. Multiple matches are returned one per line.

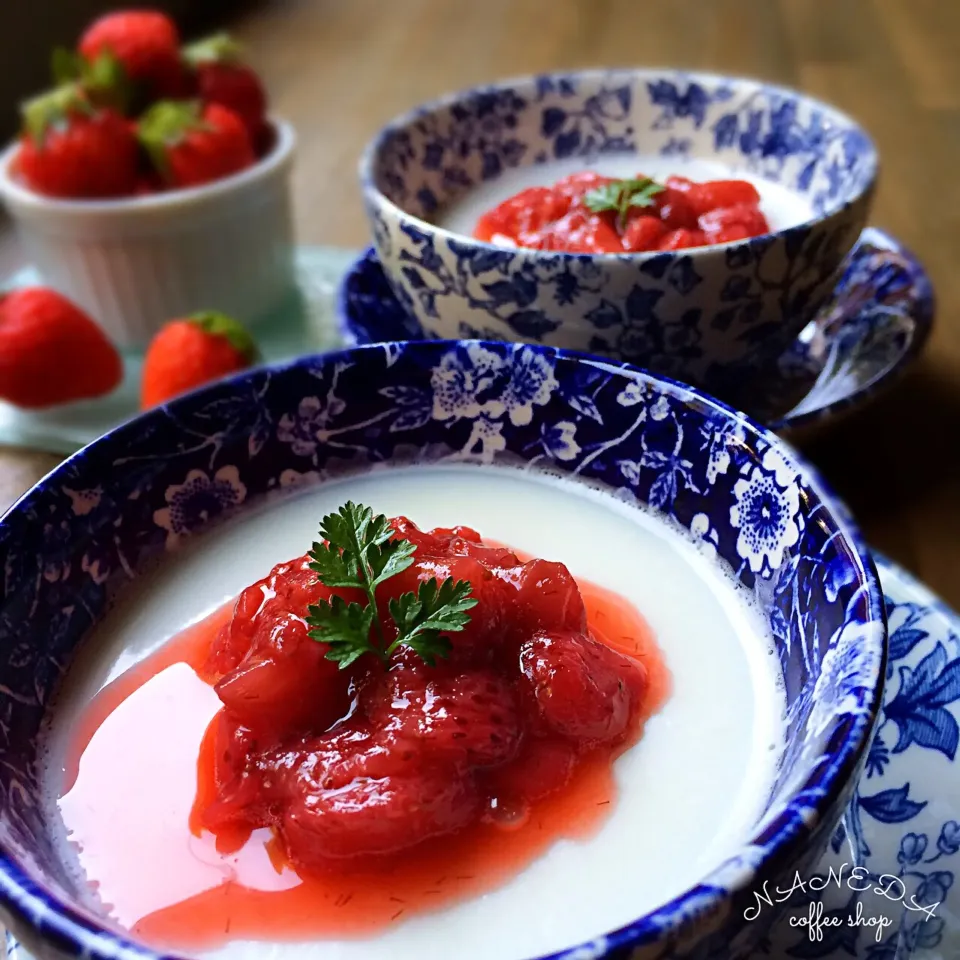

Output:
xmin=481 ymin=736 xmax=578 ymax=823
xmin=200 ymin=711 xmax=274 ymax=831
xmin=214 ymin=609 xmax=352 ymax=737
xmin=474 ymin=187 xmax=571 ymax=244
xmin=532 ymin=209 xmax=623 ymax=254
xmin=278 ymin=742 xmax=481 ymax=866
xmin=657 ymin=228 xmax=707 ymax=250
xmin=698 ymin=203 xmax=770 ymax=240
xmin=505 ymin=558 xmax=588 ymax=636
xmin=365 ymin=657 xmax=522 ymax=768
xmin=622 ymin=214 xmax=667 ymax=252
xmin=653 ymin=186 xmax=699 ymax=230
xmin=376 ymin=552 xmax=514 ymax=663
xmin=206 ymin=555 xmax=360 ymax=677
xmin=519 ymin=631 xmax=648 ymax=744
xmin=689 ymin=179 xmax=761 ymax=217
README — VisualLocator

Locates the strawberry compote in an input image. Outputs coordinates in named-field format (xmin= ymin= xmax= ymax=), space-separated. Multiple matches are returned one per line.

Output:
xmin=57 ymin=518 xmax=668 ymax=950
xmin=202 ymin=517 xmax=655 ymax=866
xmin=473 ymin=171 xmax=770 ymax=252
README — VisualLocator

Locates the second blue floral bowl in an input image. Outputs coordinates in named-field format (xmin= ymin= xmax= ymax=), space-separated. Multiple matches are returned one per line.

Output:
xmin=0 ymin=340 xmax=885 ymax=960
xmin=360 ymin=69 xmax=877 ymax=401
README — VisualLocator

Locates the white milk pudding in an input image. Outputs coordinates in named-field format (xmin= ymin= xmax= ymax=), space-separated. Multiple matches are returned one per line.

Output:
xmin=438 ymin=153 xmax=814 ymax=238
xmin=42 ymin=464 xmax=786 ymax=960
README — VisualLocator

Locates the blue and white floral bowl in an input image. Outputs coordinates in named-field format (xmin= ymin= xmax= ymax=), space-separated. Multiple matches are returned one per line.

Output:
xmin=360 ymin=69 xmax=877 ymax=400
xmin=0 ymin=341 xmax=885 ymax=960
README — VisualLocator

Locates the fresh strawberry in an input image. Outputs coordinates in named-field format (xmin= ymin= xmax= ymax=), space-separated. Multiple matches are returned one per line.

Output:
xmin=137 ymin=100 xmax=255 ymax=189
xmin=50 ymin=47 xmax=133 ymax=114
xmin=184 ymin=33 xmax=268 ymax=144
xmin=15 ymin=85 xmax=139 ymax=198
xmin=140 ymin=311 xmax=258 ymax=408
xmin=0 ymin=288 xmax=122 ymax=408
xmin=78 ymin=9 xmax=186 ymax=101
xmin=519 ymin=631 xmax=648 ymax=744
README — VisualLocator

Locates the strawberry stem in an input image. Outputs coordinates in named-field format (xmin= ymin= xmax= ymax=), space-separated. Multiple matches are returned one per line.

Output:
xmin=20 ymin=84 xmax=92 ymax=144
xmin=188 ymin=312 xmax=259 ymax=362
xmin=183 ymin=32 xmax=245 ymax=67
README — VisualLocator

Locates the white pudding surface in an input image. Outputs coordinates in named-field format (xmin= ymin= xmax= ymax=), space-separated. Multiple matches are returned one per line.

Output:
xmin=436 ymin=154 xmax=814 ymax=237
xmin=43 ymin=463 xmax=786 ymax=960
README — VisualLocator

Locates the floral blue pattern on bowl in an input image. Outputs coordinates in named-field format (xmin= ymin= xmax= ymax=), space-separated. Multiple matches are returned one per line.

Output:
xmin=0 ymin=341 xmax=885 ymax=960
xmin=337 ymin=227 xmax=934 ymax=430
xmin=360 ymin=70 xmax=877 ymax=400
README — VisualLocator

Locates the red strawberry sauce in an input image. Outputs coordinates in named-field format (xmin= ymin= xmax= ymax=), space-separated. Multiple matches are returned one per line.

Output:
xmin=474 ymin=171 xmax=770 ymax=252
xmin=57 ymin=519 xmax=669 ymax=951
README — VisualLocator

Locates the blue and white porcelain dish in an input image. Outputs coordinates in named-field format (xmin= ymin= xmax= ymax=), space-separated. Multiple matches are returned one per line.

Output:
xmin=0 ymin=341 xmax=885 ymax=960
xmin=337 ymin=227 xmax=934 ymax=432
xmin=6 ymin=552 xmax=954 ymax=960
xmin=359 ymin=69 xmax=877 ymax=401
xmin=761 ymin=552 xmax=960 ymax=959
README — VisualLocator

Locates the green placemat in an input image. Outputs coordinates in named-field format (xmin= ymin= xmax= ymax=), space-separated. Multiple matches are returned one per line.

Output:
xmin=0 ymin=246 xmax=359 ymax=455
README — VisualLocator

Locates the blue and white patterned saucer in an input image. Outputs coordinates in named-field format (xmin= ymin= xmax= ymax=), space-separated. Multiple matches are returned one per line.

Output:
xmin=0 ymin=228 xmax=932 ymax=454
xmin=338 ymin=227 xmax=933 ymax=436
xmin=759 ymin=554 xmax=960 ymax=959
xmin=4 ymin=553 xmax=955 ymax=960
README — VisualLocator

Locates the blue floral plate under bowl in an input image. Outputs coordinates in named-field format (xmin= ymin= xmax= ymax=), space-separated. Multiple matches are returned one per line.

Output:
xmin=360 ymin=68 xmax=877 ymax=401
xmin=759 ymin=553 xmax=960 ymax=960
xmin=338 ymin=227 xmax=934 ymax=434
xmin=0 ymin=341 xmax=885 ymax=960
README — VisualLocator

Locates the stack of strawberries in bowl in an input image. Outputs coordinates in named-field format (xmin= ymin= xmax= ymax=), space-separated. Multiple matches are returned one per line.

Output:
xmin=0 ymin=9 xmax=296 ymax=355
xmin=14 ymin=11 xmax=270 ymax=199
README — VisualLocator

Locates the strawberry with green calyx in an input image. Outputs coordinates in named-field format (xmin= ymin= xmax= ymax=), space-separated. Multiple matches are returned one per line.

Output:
xmin=137 ymin=100 xmax=255 ymax=189
xmin=50 ymin=47 xmax=133 ymax=115
xmin=16 ymin=83 xmax=139 ymax=198
xmin=140 ymin=311 xmax=259 ymax=408
xmin=78 ymin=9 xmax=188 ymax=102
xmin=0 ymin=288 xmax=122 ymax=408
xmin=184 ymin=32 xmax=268 ymax=146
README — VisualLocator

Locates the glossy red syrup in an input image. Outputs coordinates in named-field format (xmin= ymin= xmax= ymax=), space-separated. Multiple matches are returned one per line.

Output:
xmin=57 ymin=520 xmax=669 ymax=952
xmin=473 ymin=171 xmax=770 ymax=252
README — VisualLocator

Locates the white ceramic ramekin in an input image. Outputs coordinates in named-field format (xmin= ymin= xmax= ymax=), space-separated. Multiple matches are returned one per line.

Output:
xmin=0 ymin=118 xmax=297 ymax=348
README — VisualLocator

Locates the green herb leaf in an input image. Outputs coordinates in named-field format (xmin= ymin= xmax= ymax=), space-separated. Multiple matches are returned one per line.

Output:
xmin=627 ymin=180 xmax=664 ymax=209
xmin=306 ymin=595 xmax=377 ymax=668
xmin=581 ymin=181 xmax=624 ymax=213
xmin=583 ymin=177 xmax=665 ymax=229
xmin=387 ymin=578 xmax=477 ymax=664
xmin=306 ymin=503 xmax=474 ymax=669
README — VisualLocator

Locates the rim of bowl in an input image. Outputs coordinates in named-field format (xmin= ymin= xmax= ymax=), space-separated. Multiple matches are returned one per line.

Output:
xmin=0 ymin=340 xmax=887 ymax=960
xmin=0 ymin=116 xmax=296 ymax=216
xmin=358 ymin=67 xmax=880 ymax=261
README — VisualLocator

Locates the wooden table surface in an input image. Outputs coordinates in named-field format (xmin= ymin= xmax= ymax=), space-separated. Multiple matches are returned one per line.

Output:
xmin=0 ymin=0 xmax=957 ymax=605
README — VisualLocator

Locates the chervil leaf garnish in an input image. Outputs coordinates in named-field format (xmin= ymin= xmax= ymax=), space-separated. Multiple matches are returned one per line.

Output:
xmin=305 ymin=594 xmax=377 ymax=668
xmin=583 ymin=177 xmax=665 ymax=230
xmin=387 ymin=578 xmax=478 ymax=665
xmin=305 ymin=502 xmax=476 ymax=669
